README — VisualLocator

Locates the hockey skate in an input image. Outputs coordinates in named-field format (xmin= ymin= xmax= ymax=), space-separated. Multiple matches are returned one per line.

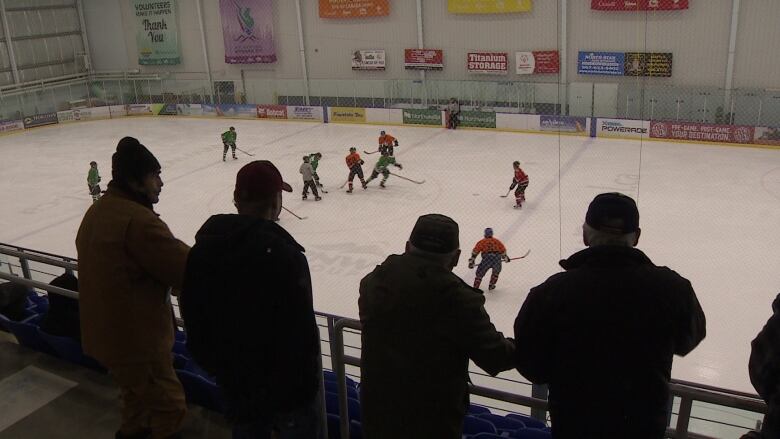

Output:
xmin=380 ymin=181 xmax=386 ymax=188
xmin=488 ymin=284 xmax=496 ymax=290
xmin=302 ymin=194 xmax=308 ymax=200
xmin=362 ymin=182 xmax=367 ymax=189
xmin=233 ymin=155 xmax=237 ymax=160
xmin=223 ymin=156 xmax=226 ymax=162
xmin=315 ymin=196 xmax=322 ymax=201
xmin=347 ymin=188 xmax=353 ymax=193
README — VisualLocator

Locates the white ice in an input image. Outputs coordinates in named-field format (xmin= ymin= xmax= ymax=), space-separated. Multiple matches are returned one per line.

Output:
xmin=1 ymin=117 xmax=779 ymax=396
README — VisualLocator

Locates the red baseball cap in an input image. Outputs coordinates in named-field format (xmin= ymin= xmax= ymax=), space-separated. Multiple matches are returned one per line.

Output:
xmin=234 ymin=160 xmax=292 ymax=202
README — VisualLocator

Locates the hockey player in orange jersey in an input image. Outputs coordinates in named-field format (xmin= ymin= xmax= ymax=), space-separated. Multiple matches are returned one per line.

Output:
xmin=377 ymin=130 xmax=398 ymax=156
xmin=345 ymin=147 xmax=368 ymax=193
xmin=468 ymin=228 xmax=510 ymax=291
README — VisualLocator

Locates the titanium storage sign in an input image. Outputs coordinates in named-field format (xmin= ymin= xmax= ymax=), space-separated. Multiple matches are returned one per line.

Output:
xmin=467 ymin=52 xmax=508 ymax=74
xmin=596 ymin=118 xmax=649 ymax=139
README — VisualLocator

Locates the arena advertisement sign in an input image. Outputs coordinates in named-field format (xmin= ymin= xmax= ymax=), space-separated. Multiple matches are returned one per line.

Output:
xmin=126 ymin=104 xmax=153 ymax=115
xmin=331 ymin=107 xmax=366 ymax=123
xmin=591 ymin=0 xmax=688 ymax=11
xmin=57 ymin=108 xmax=99 ymax=123
xmin=219 ymin=0 xmax=276 ymax=64
xmin=0 ymin=119 xmax=24 ymax=133
xmin=352 ymin=50 xmax=385 ymax=71
xmin=578 ymin=52 xmax=625 ymax=76
xmin=540 ymin=115 xmax=587 ymax=134
xmin=459 ymin=111 xmax=496 ymax=129
xmin=404 ymin=49 xmax=444 ymax=70
xmin=217 ymin=104 xmax=258 ymax=118
xmin=156 ymin=104 xmax=179 ymax=115
xmin=402 ymin=109 xmax=442 ymax=126
xmin=176 ymin=104 xmax=203 ymax=115
xmin=753 ymin=127 xmax=780 ymax=146
xmin=467 ymin=52 xmax=508 ymax=74
xmin=319 ymin=0 xmax=389 ymax=18
xmin=596 ymin=118 xmax=649 ymax=139
xmin=624 ymin=52 xmax=672 ymax=77
xmin=287 ymin=106 xmax=324 ymax=121
xmin=650 ymin=121 xmax=755 ymax=144
xmin=257 ymin=105 xmax=288 ymax=119
xmin=516 ymin=51 xmax=559 ymax=74
xmin=23 ymin=113 xmax=58 ymax=128
xmin=133 ymin=0 xmax=181 ymax=65
xmin=448 ymin=0 xmax=533 ymax=14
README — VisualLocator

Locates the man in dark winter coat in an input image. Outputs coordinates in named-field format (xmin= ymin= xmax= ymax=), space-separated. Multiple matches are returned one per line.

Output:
xmin=181 ymin=160 xmax=324 ymax=439
xmin=359 ymin=213 xmax=515 ymax=439
xmin=514 ymin=192 xmax=706 ymax=439
xmin=741 ymin=293 xmax=780 ymax=439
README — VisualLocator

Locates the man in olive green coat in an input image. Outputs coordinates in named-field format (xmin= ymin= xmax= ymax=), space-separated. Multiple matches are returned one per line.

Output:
xmin=76 ymin=137 xmax=190 ymax=439
xmin=359 ymin=214 xmax=515 ymax=439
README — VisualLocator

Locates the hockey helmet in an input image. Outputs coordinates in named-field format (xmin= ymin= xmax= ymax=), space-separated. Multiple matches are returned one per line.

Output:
xmin=484 ymin=227 xmax=493 ymax=238
xmin=349 ymin=147 xmax=357 ymax=152
xmin=513 ymin=160 xmax=520 ymax=167
xmin=90 ymin=161 xmax=97 ymax=166
xmin=315 ymin=152 xmax=322 ymax=158
xmin=380 ymin=130 xmax=386 ymax=135
xmin=303 ymin=155 xmax=309 ymax=161
xmin=229 ymin=126 xmax=235 ymax=131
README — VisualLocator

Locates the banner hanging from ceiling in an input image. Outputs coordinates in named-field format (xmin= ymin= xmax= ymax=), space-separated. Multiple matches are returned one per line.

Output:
xmin=220 ymin=0 xmax=276 ymax=64
xmin=319 ymin=0 xmax=389 ymax=18
xmin=133 ymin=0 xmax=181 ymax=65
xmin=591 ymin=0 xmax=689 ymax=11
xmin=448 ymin=0 xmax=532 ymax=14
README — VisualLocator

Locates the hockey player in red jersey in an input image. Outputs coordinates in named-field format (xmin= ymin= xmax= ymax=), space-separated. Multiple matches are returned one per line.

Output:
xmin=345 ymin=147 xmax=368 ymax=193
xmin=468 ymin=228 xmax=510 ymax=291
xmin=509 ymin=161 xmax=529 ymax=209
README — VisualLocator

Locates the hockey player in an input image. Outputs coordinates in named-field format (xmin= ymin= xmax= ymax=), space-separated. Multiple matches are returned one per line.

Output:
xmin=308 ymin=152 xmax=323 ymax=187
xmin=365 ymin=154 xmax=402 ymax=188
xmin=509 ymin=161 xmax=529 ymax=209
xmin=345 ymin=147 xmax=367 ymax=193
xmin=468 ymin=228 xmax=510 ymax=291
xmin=300 ymin=156 xmax=321 ymax=201
xmin=221 ymin=126 xmax=237 ymax=161
xmin=378 ymin=130 xmax=399 ymax=156
xmin=87 ymin=161 xmax=102 ymax=203
xmin=447 ymin=97 xmax=460 ymax=129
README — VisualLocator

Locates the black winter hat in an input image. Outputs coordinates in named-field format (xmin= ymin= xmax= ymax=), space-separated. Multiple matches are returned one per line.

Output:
xmin=585 ymin=192 xmax=639 ymax=234
xmin=111 ymin=136 xmax=161 ymax=184
xmin=409 ymin=214 xmax=460 ymax=254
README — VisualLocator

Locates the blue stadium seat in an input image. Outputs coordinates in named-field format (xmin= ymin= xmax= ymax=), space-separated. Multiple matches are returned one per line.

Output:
xmin=462 ymin=415 xmax=497 ymax=436
xmin=510 ymin=427 xmax=552 ymax=439
xmin=175 ymin=369 xmax=226 ymax=413
xmin=350 ymin=419 xmax=362 ymax=439
xmin=325 ymin=391 xmax=361 ymax=422
xmin=38 ymin=329 xmax=105 ymax=372
xmin=506 ymin=413 xmax=547 ymax=429
xmin=472 ymin=433 xmax=505 ymax=439
xmin=27 ymin=292 xmax=49 ymax=314
xmin=172 ymin=340 xmax=189 ymax=357
xmin=468 ymin=403 xmax=491 ymax=415
xmin=477 ymin=413 xmax=526 ymax=433
xmin=323 ymin=369 xmax=358 ymax=388
xmin=324 ymin=379 xmax=359 ymax=399
xmin=327 ymin=413 xmax=341 ymax=439
xmin=0 ymin=312 xmax=56 ymax=355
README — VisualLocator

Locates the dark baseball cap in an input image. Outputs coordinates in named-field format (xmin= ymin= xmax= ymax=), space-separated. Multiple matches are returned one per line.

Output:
xmin=585 ymin=192 xmax=639 ymax=234
xmin=409 ymin=214 xmax=460 ymax=254
xmin=234 ymin=160 xmax=292 ymax=202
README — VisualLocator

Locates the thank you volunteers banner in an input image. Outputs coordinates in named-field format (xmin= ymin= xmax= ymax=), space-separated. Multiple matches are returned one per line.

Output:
xmin=467 ymin=52 xmax=507 ymax=74
xmin=592 ymin=0 xmax=688 ymax=11
xmin=405 ymin=49 xmax=444 ymax=70
xmin=220 ymin=0 xmax=276 ymax=64
xmin=133 ymin=0 xmax=180 ymax=65
xmin=516 ymin=51 xmax=559 ymax=74
xmin=319 ymin=0 xmax=389 ymax=18
xmin=448 ymin=0 xmax=532 ymax=13
xmin=579 ymin=51 xmax=672 ymax=77
xmin=650 ymin=121 xmax=754 ymax=144
xmin=352 ymin=50 xmax=386 ymax=70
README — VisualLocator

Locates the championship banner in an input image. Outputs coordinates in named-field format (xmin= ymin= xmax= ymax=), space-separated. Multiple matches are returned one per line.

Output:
xmin=516 ymin=51 xmax=559 ymax=74
xmin=402 ymin=109 xmax=442 ymax=126
xmin=23 ymin=113 xmax=58 ymax=128
xmin=0 ymin=119 xmax=24 ymax=133
xmin=331 ymin=107 xmax=366 ymax=123
xmin=319 ymin=0 xmax=389 ymax=18
xmin=448 ymin=0 xmax=532 ymax=14
xmin=133 ymin=0 xmax=181 ymax=65
xmin=257 ymin=104 xmax=288 ymax=119
xmin=220 ymin=0 xmax=276 ymax=64
xmin=467 ymin=52 xmax=507 ymax=74
xmin=578 ymin=52 xmax=625 ymax=76
xmin=650 ymin=121 xmax=754 ymax=144
xmin=592 ymin=0 xmax=688 ymax=11
xmin=540 ymin=115 xmax=587 ymax=134
xmin=404 ymin=49 xmax=444 ymax=70
xmin=624 ymin=52 xmax=672 ymax=77
xmin=352 ymin=50 xmax=385 ymax=71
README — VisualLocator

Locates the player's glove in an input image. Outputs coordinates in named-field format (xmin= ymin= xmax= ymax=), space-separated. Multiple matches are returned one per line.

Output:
xmin=395 ymin=163 xmax=403 ymax=170
xmin=394 ymin=140 xmax=399 ymax=146
xmin=360 ymin=160 xmax=365 ymax=165
xmin=503 ymin=255 xmax=510 ymax=263
xmin=468 ymin=258 xmax=475 ymax=269
xmin=97 ymin=177 xmax=101 ymax=182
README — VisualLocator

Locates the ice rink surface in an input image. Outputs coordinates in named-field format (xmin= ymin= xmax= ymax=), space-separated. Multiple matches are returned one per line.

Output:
xmin=1 ymin=117 xmax=779 ymax=394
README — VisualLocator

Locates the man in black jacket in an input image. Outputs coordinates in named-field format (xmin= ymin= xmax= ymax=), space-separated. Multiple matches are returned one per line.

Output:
xmin=359 ymin=213 xmax=515 ymax=439
xmin=514 ymin=192 xmax=706 ymax=439
xmin=181 ymin=160 xmax=323 ymax=439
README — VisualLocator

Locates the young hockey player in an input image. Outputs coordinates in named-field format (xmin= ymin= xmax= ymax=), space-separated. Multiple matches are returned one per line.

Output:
xmin=468 ymin=228 xmax=510 ymax=291
xmin=308 ymin=152 xmax=323 ymax=187
xmin=378 ymin=130 xmax=399 ymax=156
xmin=509 ymin=161 xmax=529 ymax=208
xmin=87 ymin=161 xmax=102 ymax=203
xmin=345 ymin=147 xmax=367 ymax=193
xmin=447 ymin=97 xmax=460 ymax=129
xmin=365 ymin=154 xmax=403 ymax=188
xmin=221 ymin=126 xmax=237 ymax=161
xmin=300 ymin=156 xmax=321 ymax=201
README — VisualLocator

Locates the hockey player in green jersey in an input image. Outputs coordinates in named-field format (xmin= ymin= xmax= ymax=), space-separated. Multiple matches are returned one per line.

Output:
xmin=365 ymin=154 xmax=403 ymax=188
xmin=308 ymin=152 xmax=323 ymax=187
xmin=87 ymin=161 xmax=101 ymax=203
xmin=221 ymin=127 xmax=237 ymax=161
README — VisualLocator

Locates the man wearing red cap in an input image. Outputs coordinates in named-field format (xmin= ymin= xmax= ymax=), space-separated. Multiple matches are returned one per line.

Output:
xmin=181 ymin=160 xmax=324 ymax=439
xmin=513 ymin=192 xmax=706 ymax=439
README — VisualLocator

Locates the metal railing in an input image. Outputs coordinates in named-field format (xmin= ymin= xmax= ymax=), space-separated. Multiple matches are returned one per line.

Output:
xmin=0 ymin=242 xmax=768 ymax=438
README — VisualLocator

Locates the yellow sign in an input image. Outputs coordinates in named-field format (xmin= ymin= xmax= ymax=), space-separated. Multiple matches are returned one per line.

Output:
xmin=448 ymin=0 xmax=532 ymax=14
xmin=331 ymin=107 xmax=366 ymax=123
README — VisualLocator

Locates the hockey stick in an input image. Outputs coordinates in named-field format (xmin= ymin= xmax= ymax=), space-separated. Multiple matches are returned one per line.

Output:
xmin=389 ymin=172 xmax=425 ymax=184
xmin=363 ymin=150 xmax=379 ymax=155
xmin=236 ymin=147 xmax=255 ymax=157
xmin=509 ymin=249 xmax=531 ymax=261
xmin=500 ymin=189 xmax=512 ymax=198
xmin=282 ymin=206 xmax=306 ymax=220
xmin=339 ymin=179 xmax=350 ymax=189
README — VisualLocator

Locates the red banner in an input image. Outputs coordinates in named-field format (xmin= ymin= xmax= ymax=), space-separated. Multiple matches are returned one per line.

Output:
xmin=404 ymin=49 xmax=444 ymax=70
xmin=650 ymin=121 xmax=754 ymax=144
xmin=592 ymin=0 xmax=688 ymax=11
xmin=467 ymin=52 xmax=508 ymax=74
xmin=256 ymin=105 xmax=288 ymax=119
xmin=516 ymin=51 xmax=559 ymax=74
xmin=319 ymin=0 xmax=389 ymax=18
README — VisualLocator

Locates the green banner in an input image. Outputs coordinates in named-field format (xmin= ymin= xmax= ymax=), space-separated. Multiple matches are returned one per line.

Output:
xmin=133 ymin=0 xmax=181 ymax=65
xmin=402 ymin=109 xmax=442 ymax=126
xmin=460 ymin=111 xmax=496 ymax=128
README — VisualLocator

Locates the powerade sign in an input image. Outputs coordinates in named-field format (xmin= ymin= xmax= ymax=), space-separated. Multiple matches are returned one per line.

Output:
xmin=597 ymin=118 xmax=649 ymax=138
xmin=23 ymin=112 xmax=58 ymax=128
xmin=578 ymin=51 xmax=624 ymax=76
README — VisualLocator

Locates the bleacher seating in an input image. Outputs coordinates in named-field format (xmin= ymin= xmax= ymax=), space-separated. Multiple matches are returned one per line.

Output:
xmin=468 ymin=403 xmax=492 ymax=415
xmin=507 ymin=413 xmax=547 ymax=429
xmin=325 ymin=391 xmax=361 ymax=422
xmin=0 ymin=312 xmax=57 ymax=355
xmin=463 ymin=415 xmax=498 ymax=436
xmin=325 ymin=378 xmax=359 ymax=399
xmin=175 ymin=369 xmax=226 ymax=414
xmin=477 ymin=413 xmax=526 ymax=434
xmin=510 ymin=428 xmax=552 ymax=438
xmin=37 ymin=329 xmax=104 ymax=372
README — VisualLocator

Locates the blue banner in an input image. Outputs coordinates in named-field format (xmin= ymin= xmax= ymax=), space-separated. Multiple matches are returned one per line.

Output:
xmin=578 ymin=51 xmax=625 ymax=76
